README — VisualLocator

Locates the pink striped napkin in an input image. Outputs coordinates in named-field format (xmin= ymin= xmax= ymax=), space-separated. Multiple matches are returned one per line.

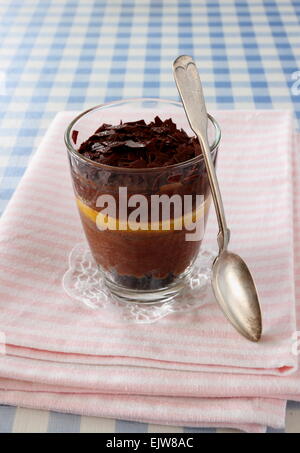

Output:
xmin=0 ymin=110 xmax=298 ymax=432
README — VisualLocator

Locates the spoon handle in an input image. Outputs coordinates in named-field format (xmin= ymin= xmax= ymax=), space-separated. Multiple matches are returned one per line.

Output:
xmin=173 ymin=55 xmax=230 ymax=252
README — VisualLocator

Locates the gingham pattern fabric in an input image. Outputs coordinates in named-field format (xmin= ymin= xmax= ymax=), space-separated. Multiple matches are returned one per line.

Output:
xmin=0 ymin=0 xmax=300 ymax=433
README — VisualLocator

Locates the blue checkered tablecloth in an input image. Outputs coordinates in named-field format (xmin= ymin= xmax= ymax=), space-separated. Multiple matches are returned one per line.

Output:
xmin=0 ymin=0 xmax=300 ymax=433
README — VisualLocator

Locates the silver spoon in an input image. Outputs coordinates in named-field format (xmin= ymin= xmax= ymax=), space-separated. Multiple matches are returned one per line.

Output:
xmin=173 ymin=55 xmax=262 ymax=342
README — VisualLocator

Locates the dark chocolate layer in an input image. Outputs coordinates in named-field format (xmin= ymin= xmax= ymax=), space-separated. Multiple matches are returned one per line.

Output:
xmin=77 ymin=116 xmax=202 ymax=168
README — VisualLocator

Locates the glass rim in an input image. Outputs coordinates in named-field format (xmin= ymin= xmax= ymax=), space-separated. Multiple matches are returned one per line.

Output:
xmin=64 ymin=97 xmax=221 ymax=173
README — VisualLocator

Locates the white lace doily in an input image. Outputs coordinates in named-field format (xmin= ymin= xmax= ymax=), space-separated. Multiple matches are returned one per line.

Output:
xmin=62 ymin=243 xmax=216 ymax=323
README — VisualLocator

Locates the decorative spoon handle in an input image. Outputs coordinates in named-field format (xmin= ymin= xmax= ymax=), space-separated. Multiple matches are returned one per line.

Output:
xmin=173 ymin=55 xmax=230 ymax=252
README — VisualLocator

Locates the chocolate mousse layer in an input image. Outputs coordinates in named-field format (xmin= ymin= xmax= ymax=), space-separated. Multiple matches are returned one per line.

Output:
xmin=70 ymin=117 xmax=215 ymax=291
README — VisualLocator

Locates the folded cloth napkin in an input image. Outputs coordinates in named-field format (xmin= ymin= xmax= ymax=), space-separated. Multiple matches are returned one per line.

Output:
xmin=0 ymin=110 xmax=297 ymax=432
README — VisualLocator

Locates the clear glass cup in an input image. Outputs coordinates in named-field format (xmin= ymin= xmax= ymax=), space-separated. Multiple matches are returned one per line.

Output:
xmin=65 ymin=98 xmax=221 ymax=303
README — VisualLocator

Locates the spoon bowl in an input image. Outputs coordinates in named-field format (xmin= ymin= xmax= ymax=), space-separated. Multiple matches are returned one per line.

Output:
xmin=212 ymin=251 xmax=262 ymax=342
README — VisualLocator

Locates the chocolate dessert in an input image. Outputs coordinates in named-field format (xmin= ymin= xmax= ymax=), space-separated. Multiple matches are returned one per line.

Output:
xmin=69 ymin=117 xmax=215 ymax=292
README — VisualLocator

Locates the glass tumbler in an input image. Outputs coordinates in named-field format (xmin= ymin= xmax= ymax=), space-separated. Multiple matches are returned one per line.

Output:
xmin=65 ymin=98 xmax=221 ymax=303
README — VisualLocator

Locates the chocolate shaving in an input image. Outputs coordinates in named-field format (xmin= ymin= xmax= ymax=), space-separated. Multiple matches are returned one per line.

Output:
xmin=72 ymin=130 xmax=79 ymax=144
xmin=77 ymin=116 xmax=202 ymax=168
